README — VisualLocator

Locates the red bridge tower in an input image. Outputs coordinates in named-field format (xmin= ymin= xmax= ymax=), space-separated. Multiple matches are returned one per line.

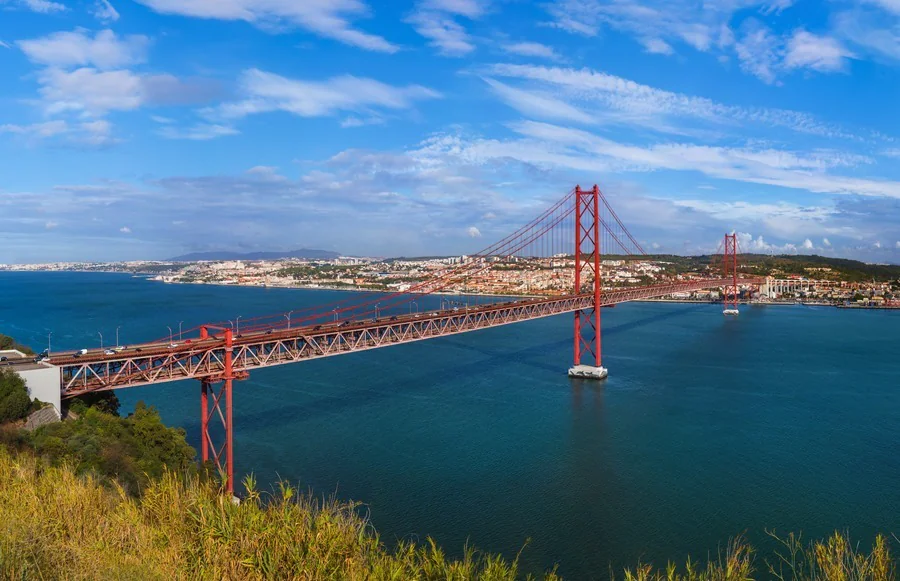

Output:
xmin=569 ymin=185 xmax=608 ymax=380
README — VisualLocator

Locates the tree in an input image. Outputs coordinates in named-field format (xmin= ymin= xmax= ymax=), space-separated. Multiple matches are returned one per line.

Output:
xmin=69 ymin=391 xmax=121 ymax=416
xmin=0 ymin=369 xmax=32 ymax=423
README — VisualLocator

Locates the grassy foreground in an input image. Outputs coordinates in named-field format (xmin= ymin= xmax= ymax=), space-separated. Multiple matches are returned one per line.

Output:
xmin=0 ymin=444 xmax=896 ymax=580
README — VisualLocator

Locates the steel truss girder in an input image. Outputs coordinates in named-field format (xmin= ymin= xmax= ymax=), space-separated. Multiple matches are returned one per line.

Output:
xmin=56 ymin=277 xmax=756 ymax=397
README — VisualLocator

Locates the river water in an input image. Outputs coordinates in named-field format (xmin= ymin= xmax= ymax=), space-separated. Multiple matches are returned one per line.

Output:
xmin=2 ymin=271 xmax=899 ymax=578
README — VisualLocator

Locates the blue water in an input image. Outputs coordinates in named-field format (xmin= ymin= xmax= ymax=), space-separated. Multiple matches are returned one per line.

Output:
xmin=2 ymin=271 xmax=899 ymax=578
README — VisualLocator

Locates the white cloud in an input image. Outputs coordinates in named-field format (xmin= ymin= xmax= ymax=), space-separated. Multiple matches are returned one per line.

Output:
xmin=501 ymin=42 xmax=560 ymax=60
xmin=543 ymin=0 xmax=783 ymax=51
xmin=340 ymin=116 xmax=385 ymax=128
xmin=18 ymin=29 xmax=148 ymax=70
xmin=543 ymin=0 xmax=863 ymax=82
xmin=13 ymin=0 xmax=66 ymax=13
xmin=119 ymin=226 xmax=132 ymax=234
xmin=734 ymin=232 xmax=801 ymax=254
xmin=0 ymin=119 xmax=116 ymax=145
xmin=483 ymin=78 xmax=594 ymax=124
xmin=134 ymin=0 xmax=398 ymax=53
xmin=641 ymin=38 xmax=674 ymax=55
xmin=0 ymin=41 xmax=10 ymax=49
xmin=78 ymin=119 xmax=118 ymax=146
xmin=37 ymin=67 xmax=144 ymax=116
xmin=211 ymin=69 xmax=441 ymax=121
xmin=823 ymin=237 xmax=832 ymax=246
xmin=467 ymin=226 xmax=482 ymax=237
xmin=21 ymin=57 xmax=223 ymax=121
xmin=835 ymin=10 xmax=900 ymax=63
xmin=44 ymin=221 xmax=58 ymax=229
xmin=784 ymin=30 xmax=854 ymax=72
xmin=874 ymin=241 xmax=882 ymax=248
xmin=420 ymin=0 xmax=485 ymax=18
xmin=158 ymin=124 xmax=240 ymax=140
xmin=802 ymin=238 xmax=814 ymax=249
xmin=485 ymin=63 xmax=862 ymax=139
xmin=0 ymin=120 xmax=69 ymax=138
xmin=734 ymin=20 xmax=780 ymax=84
xmin=895 ymin=240 xmax=900 ymax=248
xmin=407 ymin=9 xmax=476 ymax=56
xmin=409 ymin=120 xmax=900 ymax=201
xmin=92 ymin=0 xmax=120 ymax=22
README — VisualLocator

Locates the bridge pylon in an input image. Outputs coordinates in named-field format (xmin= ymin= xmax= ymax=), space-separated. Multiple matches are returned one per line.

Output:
xmin=723 ymin=233 xmax=740 ymax=316
xmin=569 ymin=185 xmax=608 ymax=380
xmin=198 ymin=325 xmax=241 ymax=495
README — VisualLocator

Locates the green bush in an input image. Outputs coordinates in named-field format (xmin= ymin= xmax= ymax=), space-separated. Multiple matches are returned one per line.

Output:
xmin=0 ymin=369 xmax=32 ymax=423
xmin=30 ymin=401 xmax=196 ymax=495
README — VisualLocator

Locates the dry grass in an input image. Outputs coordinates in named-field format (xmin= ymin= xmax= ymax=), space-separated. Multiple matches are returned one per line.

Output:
xmin=0 ymin=445 xmax=895 ymax=580
xmin=0 ymin=447 xmax=555 ymax=580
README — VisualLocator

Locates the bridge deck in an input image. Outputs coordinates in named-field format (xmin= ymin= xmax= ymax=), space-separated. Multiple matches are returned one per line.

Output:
xmin=53 ymin=278 xmax=752 ymax=395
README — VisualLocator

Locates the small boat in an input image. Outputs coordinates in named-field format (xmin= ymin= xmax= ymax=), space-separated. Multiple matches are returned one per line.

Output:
xmin=722 ymin=308 xmax=740 ymax=316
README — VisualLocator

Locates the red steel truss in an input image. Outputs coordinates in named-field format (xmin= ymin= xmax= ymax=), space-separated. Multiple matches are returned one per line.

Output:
xmin=57 ymin=278 xmax=758 ymax=398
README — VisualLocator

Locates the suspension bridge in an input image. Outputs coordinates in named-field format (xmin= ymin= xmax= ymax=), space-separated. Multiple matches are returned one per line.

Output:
xmin=33 ymin=185 xmax=761 ymax=493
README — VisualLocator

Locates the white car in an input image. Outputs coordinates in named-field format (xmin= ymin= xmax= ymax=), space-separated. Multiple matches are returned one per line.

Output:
xmin=104 ymin=349 xmax=116 ymax=355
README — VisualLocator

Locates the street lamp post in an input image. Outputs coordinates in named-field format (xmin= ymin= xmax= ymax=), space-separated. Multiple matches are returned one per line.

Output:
xmin=236 ymin=316 xmax=242 ymax=335
xmin=47 ymin=331 xmax=52 ymax=354
xmin=228 ymin=320 xmax=234 ymax=331
xmin=116 ymin=326 xmax=121 ymax=348
xmin=333 ymin=308 xmax=338 ymax=321
xmin=410 ymin=301 xmax=418 ymax=314
xmin=167 ymin=326 xmax=173 ymax=345
xmin=375 ymin=303 xmax=380 ymax=319
xmin=179 ymin=321 xmax=184 ymax=341
xmin=285 ymin=311 xmax=293 ymax=329
xmin=98 ymin=331 xmax=103 ymax=349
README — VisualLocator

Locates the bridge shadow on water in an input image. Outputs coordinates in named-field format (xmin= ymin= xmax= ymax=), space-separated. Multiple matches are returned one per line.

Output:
xmin=190 ymin=304 xmax=704 ymax=434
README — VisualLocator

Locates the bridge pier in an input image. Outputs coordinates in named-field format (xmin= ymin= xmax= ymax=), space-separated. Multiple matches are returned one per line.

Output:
xmin=198 ymin=325 xmax=237 ymax=495
xmin=568 ymin=364 xmax=608 ymax=380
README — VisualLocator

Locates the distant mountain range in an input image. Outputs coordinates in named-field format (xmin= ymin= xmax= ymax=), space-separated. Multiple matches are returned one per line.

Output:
xmin=168 ymin=249 xmax=341 ymax=262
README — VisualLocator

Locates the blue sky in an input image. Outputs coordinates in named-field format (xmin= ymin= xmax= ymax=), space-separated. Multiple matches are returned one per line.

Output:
xmin=1 ymin=0 xmax=900 ymax=263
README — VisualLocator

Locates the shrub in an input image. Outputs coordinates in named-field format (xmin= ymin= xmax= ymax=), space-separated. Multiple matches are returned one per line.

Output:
xmin=0 ymin=369 xmax=32 ymax=423
xmin=30 ymin=401 xmax=196 ymax=495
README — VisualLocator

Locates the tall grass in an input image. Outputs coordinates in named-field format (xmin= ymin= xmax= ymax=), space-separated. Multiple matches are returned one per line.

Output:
xmin=0 ymin=447 xmax=555 ymax=580
xmin=0 ymin=445 xmax=895 ymax=580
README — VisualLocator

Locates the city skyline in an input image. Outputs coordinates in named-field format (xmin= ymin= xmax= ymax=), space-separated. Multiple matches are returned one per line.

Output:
xmin=2 ymin=0 xmax=900 ymax=264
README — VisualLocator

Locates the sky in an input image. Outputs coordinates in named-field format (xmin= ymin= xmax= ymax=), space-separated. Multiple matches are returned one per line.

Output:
xmin=1 ymin=0 xmax=900 ymax=264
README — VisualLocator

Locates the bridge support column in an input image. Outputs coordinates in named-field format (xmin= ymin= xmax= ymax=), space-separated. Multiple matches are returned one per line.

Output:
xmin=197 ymin=326 xmax=237 ymax=495
xmin=569 ymin=185 xmax=608 ymax=380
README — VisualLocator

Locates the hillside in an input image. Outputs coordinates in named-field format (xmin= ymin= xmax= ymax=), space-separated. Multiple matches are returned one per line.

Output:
xmin=605 ymin=253 xmax=900 ymax=283
xmin=169 ymin=248 xmax=341 ymax=262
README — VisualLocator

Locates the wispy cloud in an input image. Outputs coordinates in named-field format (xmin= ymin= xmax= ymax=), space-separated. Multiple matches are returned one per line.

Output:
xmin=209 ymin=69 xmax=440 ymax=122
xmin=92 ymin=0 xmax=119 ymax=22
xmin=157 ymin=124 xmax=239 ymax=140
xmin=784 ymin=29 xmax=855 ymax=72
xmin=501 ymin=41 xmax=561 ymax=60
xmin=134 ymin=0 xmax=398 ymax=53
xmin=406 ymin=0 xmax=488 ymax=56
xmin=543 ymin=0 xmax=863 ymax=82
xmin=484 ymin=63 xmax=867 ymax=140
xmin=17 ymin=29 xmax=148 ymax=70
xmin=8 ymin=0 xmax=66 ymax=13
